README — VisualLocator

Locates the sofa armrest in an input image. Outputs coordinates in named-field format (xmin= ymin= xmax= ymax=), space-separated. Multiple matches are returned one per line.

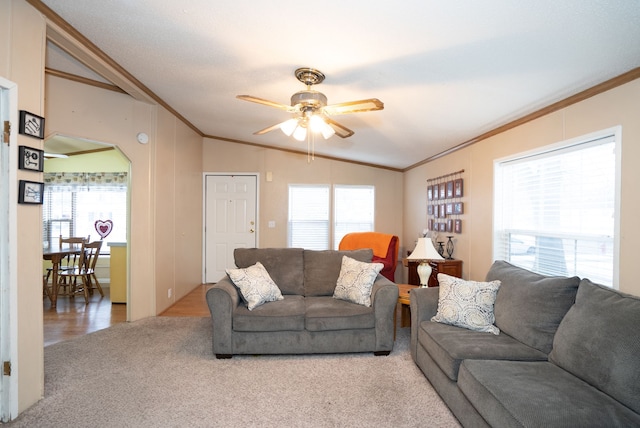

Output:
xmin=371 ymin=275 xmax=399 ymax=352
xmin=205 ymin=277 xmax=241 ymax=356
xmin=409 ymin=287 xmax=440 ymax=360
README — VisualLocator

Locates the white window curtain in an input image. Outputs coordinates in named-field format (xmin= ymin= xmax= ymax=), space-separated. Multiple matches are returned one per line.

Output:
xmin=43 ymin=172 xmax=128 ymax=253
xmin=494 ymin=133 xmax=618 ymax=287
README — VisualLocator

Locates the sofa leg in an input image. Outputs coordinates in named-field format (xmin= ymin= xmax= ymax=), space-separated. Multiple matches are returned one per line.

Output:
xmin=215 ymin=354 xmax=232 ymax=359
xmin=374 ymin=351 xmax=391 ymax=356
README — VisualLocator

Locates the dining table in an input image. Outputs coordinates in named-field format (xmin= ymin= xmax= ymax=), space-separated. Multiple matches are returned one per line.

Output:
xmin=43 ymin=244 xmax=82 ymax=309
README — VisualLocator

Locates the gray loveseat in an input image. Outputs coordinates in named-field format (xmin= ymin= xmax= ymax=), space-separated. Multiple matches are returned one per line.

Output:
xmin=411 ymin=260 xmax=640 ymax=427
xmin=206 ymin=247 xmax=399 ymax=359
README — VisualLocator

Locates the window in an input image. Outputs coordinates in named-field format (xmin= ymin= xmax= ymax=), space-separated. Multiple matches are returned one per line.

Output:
xmin=494 ymin=130 xmax=619 ymax=287
xmin=43 ymin=172 xmax=128 ymax=253
xmin=333 ymin=185 xmax=375 ymax=249
xmin=288 ymin=184 xmax=375 ymax=250
xmin=288 ymin=185 xmax=330 ymax=250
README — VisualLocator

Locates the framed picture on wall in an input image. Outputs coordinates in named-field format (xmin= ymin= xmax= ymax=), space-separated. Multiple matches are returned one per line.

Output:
xmin=427 ymin=185 xmax=433 ymax=201
xmin=18 ymin=180 xmax=44 ymax=204
xmin=439 ymin=183 xmax=446 ymax=199
xmin=453 ymin=202 xmax=464 ymax=215
xmin=455 ymin=219 xmax=462 ymax=233
xmin=18 ymin=110 xmax=45 ymax=139
xmin=18 ymin=146 xmax=44 ymax=172
xmin=439 ymin=204 xmax=446 ymax=218
xmin=454 ymin=178 xmax=464 ymax=197
xmin=446 ymin=219 xmax=453 ymax=233
xmin=446 ymin=203 xmax=454 ymax=215
xmin=427 ymin=204 xmax=434 ymax=215
xmin=446 ymin=180 xmax=454 ymax=199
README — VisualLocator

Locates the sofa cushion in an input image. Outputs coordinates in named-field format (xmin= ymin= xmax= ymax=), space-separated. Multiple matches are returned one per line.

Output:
xmin=418 ymin=320 xmax=547 ymax=381
xmin=303 ymin=249 xmax=373 ymax=297
xmin=333 ymin=256 xmax=383 ymax=307
xmin=233 ymin=295 xmax=305 ymax=332
xmin=226 ymin=262 xmax=284 ymax=310
xmin=432 ymin=274 xmax=501 ymax=334
xmin=459 ymin=359 xmax=640 ymax=427
xmin=486 ymin=260 xmax=580 ymax=354
xmin=305 ymin=296 xmax=375 ymax=331
xmin=234 ymin=247 xmax=304 ymax=295
xmin=549 ymin=279 xmax=640 ymax=415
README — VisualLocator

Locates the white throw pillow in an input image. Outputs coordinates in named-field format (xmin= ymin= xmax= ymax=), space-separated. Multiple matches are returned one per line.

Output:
xmin=431 ymin=273 xmax=501 ymax=335
xmin=226 ymin=262 xmax=284 ymax=310
xmin=333 ymin=256 xmax=384 ymax=307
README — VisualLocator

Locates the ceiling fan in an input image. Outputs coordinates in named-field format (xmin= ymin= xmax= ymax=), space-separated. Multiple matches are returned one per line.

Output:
xmin=237 ymin=67 xmax=384 ymax=142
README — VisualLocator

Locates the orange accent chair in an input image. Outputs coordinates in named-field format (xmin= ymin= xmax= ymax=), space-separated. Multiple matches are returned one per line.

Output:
xmin=338 ymin=232 xmax=399 ymax=282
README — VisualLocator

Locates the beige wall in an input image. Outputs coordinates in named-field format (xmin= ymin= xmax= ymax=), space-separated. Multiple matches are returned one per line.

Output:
xmin=45 ymin=76 xmax=204 ymax=316
xmin=202 ymin=140 xmax=405 ymax=280
xmin=1 ymin=0 xmax=47 ymax=414
xmin=403 ymin=78 xmax=640 ymax=297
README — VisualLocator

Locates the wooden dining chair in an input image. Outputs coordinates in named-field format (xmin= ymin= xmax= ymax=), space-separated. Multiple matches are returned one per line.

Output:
xmin=58 ymin=240 xmax=104 ymax=303
xmin=43 ymin=235 xmax=90 ymax=297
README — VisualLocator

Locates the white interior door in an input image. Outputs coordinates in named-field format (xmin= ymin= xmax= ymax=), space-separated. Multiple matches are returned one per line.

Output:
xmin=204 ymin=174 xmax=257 ymax=283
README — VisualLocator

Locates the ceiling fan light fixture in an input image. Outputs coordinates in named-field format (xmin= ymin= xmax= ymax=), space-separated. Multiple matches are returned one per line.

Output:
xmin=309 ymin=115 xmax=325 ymax=132
xmin=321 ymin=122 xmax=335 ymax=139
xmin=293 ymin=125 xmax=307 ymax=141
xmin=280 ymin=118 xmax=298 ymax=136
xmin=309 ymin=115 xmax=335 ymax=139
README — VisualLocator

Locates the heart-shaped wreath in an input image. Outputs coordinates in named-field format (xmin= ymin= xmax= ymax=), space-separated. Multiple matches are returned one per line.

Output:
xmin=95 ymin=219 xmax=113 ymax=239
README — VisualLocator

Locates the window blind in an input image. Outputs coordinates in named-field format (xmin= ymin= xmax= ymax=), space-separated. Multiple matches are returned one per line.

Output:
xmin=333 ymin=185 xmax=374 ymax=249
xmin=288 ymin=185 xmax=330 ymax=250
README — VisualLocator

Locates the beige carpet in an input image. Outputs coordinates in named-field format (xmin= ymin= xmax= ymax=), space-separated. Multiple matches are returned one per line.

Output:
xmin=9 ymin=317 xmax=460 ymax=427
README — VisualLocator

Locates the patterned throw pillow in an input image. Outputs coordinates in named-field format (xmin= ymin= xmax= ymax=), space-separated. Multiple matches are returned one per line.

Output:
xmin=431 ymin=274 xmax=502 ymax=335
xmin=333 ymin=256 xmax=384 ymax=307
xmin=226 ymin=262 xmax=284 ymax=310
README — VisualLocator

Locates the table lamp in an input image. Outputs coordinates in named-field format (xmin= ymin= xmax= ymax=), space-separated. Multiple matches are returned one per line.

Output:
xmin=407 ymin=237 xmax=444 ymax=287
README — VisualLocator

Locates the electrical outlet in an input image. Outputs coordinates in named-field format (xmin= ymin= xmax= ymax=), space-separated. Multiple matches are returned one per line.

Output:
xmin=168 ymin=288 xmax=172 ymax=298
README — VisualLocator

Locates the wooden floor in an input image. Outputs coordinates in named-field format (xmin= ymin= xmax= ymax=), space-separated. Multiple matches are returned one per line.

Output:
xmin=43 ymin=284 xmax=212 ymax=346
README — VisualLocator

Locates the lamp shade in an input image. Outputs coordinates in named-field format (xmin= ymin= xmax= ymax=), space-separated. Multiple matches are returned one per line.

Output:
xmin=407 ymin=237 xmax=444 ymax=260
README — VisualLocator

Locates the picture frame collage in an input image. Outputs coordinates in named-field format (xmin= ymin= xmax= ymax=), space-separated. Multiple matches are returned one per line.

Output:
xmin=18 ymin=110 xmax=46 ymax=205
xmin=427 ymin=172 xmax=464 ymax=234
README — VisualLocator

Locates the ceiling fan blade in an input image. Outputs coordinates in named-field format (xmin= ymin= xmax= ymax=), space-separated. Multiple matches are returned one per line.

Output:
xmin=253 ymin=121 xmax=289 ymax=135
xmin=324 ymin=118 xmax=354 ymax=138
xmin=322 ymin=98 xmax=384 ymax=115
xmin=236 ymin=95 xmax=295 ymax=112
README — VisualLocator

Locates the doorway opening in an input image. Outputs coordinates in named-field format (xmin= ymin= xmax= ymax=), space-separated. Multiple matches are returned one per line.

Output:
xmin=42 ymin=135 xmax=131 ymax=345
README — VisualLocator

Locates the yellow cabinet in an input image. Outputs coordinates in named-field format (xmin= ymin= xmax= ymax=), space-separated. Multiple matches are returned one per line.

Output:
xmin=108 ymin=242 xmax=127 ymax=304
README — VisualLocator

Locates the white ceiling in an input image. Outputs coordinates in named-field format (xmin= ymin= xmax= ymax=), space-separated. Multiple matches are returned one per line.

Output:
xmin=40 ymin=0 xmax=640 ymax=170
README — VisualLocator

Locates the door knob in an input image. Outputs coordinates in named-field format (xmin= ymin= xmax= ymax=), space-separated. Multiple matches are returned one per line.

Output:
xmin=249 ymin=229 xmax=255 ymax=233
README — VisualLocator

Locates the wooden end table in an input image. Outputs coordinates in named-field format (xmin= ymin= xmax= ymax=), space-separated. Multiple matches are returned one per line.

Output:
xmin=394 ymin=283 xmax=419 ymax=338
xmin=398 ymin=283 xmax=419 ymax=327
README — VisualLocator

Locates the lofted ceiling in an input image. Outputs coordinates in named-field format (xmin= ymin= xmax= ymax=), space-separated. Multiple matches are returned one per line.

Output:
xmin=37 ymin=0 xmax=640 ymax=170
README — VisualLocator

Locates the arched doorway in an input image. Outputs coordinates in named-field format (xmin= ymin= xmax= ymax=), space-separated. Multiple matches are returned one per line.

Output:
xmin=42 ymin=135 xmax=131 ymax=343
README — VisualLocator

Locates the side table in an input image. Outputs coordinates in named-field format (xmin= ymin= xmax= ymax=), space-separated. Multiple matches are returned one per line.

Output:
xmin=395 ymin=284 xmax=419 ymax=338
xmin=404 ymin=258 xmax=463 ymax=286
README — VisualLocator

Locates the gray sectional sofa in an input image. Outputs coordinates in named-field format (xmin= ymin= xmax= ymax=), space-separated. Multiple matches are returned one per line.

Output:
xmin=206 ymin=247 xmax=399 ymax=358
xmin=411 ymin=260 xmax=640 ymax=427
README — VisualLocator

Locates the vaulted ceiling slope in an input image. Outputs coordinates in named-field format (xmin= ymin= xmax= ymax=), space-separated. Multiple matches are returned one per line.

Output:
xmin=36 ymin=0 xmax=640 ymax=170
